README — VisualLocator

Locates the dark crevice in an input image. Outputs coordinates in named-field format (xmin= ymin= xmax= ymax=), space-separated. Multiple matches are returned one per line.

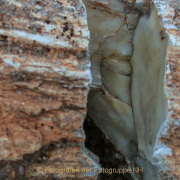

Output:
xmin=84 ymin=114 xmax=134 ymax=180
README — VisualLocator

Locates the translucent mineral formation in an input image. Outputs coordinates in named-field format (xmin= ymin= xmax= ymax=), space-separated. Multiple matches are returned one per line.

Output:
xmin=85 ymin=0 xmax=180 ymax=179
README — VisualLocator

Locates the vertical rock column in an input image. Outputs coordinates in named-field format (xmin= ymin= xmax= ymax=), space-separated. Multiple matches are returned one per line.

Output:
xmin=85 ymin=0 xmax=180 ymax=179
xmin=130 ymin=0 xmax=180 ymax=179
xmin=83 ymin=0 xmax=140 ymax=162
xmin=0 ymin=0 xmax=100 ymax=179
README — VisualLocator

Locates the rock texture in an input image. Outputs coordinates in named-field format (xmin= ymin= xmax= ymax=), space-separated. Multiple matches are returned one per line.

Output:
xmin=1 ymin=0 xmax=180 ymax=179
xmin=130 ymin=3 xmax=168 ymax=180
xmin=84 ymin=0 xmax=140 ymax=163
xmin=130 ymin=1 xmax=180 ymax=179
xmin=0 ymin=0 xmax=100 ymax=179
xmin=144 ymin=1 xmax=180 ymax=179
xmin=85 ymin=0 xmax=180 ymax=180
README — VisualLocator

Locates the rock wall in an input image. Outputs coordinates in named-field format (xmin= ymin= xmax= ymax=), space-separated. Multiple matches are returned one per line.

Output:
xmin=85 ymin=0 xmax=180 ymax=179
xmin=0 ymin=0 xmax=180 ymax=179
xmin=130 ymin=3 xmax=168 ymax=180
xmin=150 ymin=0 xmax=180 ymax=179
xmin=84 ymin=0 xmax=140 ymax=163
xmin=0 ymin=0 xmax=100 ymax=179
xmin=131 ymin=0 xmax=180 ymax=179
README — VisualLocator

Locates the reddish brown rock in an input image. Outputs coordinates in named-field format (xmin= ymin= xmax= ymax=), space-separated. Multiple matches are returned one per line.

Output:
xmin=0 ymin=0 xmax=99 ymax=179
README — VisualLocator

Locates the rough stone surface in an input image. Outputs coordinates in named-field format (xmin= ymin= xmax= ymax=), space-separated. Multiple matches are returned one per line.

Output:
xmin=0 ymin=0 xmax=100 ymax=179
xmin=1 ymin=0 xmax=180 ymax=179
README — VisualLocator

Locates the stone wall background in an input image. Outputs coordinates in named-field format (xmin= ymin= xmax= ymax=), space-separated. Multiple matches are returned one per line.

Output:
xmin=0 ymin=0 xmax=180 ymax=179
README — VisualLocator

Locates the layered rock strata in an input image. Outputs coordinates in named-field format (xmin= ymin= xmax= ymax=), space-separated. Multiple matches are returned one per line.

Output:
xmin=0 ymin=0 xmax=180 ymax=179
xmin=0 ymin=0 xmax=100 ymax=179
